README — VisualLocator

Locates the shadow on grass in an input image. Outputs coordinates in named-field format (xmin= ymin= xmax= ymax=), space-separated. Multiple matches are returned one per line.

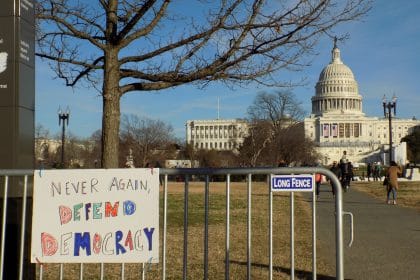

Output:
xmin=229 ymin=260 xmax=354 ymax=280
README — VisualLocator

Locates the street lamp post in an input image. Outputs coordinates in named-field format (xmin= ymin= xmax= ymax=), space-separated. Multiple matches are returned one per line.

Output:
xmin=58 ymin=106 xmax=70 ymax=167
xmin=382 ymin=94 xmax=397 ymax=165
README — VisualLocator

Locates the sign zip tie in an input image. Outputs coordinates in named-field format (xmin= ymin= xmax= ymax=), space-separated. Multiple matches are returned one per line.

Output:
xmin=38 ymin=166 xmax=44 ymax=177
xmin=35 ymin=257 xmax=45 ymax=268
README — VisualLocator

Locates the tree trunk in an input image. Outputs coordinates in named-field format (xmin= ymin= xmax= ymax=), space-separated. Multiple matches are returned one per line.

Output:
xmin=101 ymin=48 xmax=121 ymax=168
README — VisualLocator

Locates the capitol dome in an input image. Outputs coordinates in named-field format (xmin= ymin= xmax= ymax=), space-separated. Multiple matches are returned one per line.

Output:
xmin=311 ymin=40 xmax=364 ymax=116
xmin=318 ymin=47 xmax=355 ymax=81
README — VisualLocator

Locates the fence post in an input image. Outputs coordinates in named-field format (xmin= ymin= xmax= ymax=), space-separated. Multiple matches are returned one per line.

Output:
xmin=247 ymin=174 xmax=252 ymax=280
xmin=183 ymin=176 xmax=189 ymax=279
xmin=290 ymin=191 xmax=295 ymax=280
xmin=204 ymin=175 xmax=210 ymax=280
xmin=269 ymin=175 xmax=273 ymax=280
xmin=225 ymin=174 xmax=230 ymax=280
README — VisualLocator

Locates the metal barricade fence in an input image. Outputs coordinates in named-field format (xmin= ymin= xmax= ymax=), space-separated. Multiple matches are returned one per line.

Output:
xmin=0 ymin=169 xmax=33 ymax=280
xmin=0 ymin=167 xmax=348 ymax=280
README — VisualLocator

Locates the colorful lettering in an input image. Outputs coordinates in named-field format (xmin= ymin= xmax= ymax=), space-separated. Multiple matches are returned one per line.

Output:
xmin=59 ymin=206 xmax=72 ymax=225
xmin=143 ymin=228 xmax=155 ymax=251
xmin=60 ymin=232 xmax=72 ymax=255
xmin=92 ymin=233 xmax=102 ymax=254
xmin=39 ymin=228 xmax=154 ymax=258
xmin=124 ymin=230 xmax=133 ymax=251
xmin=41 ymin=232 xmax=58 ymax=256
xmin=73 ymin=203 xmax=83 ymax=221
xmin=93 ymin=203 xmax=102 ymax=219
xmin=74 ymin=232 xmax=91 ymax=256
xmin=123 ymin=200 xmax=136 ymax=216
xmin=105 ymin=202 xmax=119 ymax=217
xmin=103 ymin=232 xmax=114 ymax=255
xmin=115 ymin=230 xmax=126 ymax=255
xmin=85 ymin=203 xmax=92 ymax=221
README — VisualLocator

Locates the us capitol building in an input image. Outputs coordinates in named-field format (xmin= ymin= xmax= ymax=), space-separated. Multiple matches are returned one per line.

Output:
xmin=186 ymin=41 xmax=420 ymax=165
xmin=304 ymin=41 xmax=420 ymax=165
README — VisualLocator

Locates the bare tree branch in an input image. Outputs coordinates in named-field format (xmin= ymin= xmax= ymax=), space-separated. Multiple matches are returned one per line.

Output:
xmin=36 ymin=0 xmax=372 ymax=167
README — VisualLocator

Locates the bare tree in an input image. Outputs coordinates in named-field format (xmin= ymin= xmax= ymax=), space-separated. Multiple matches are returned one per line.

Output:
xmin=239 ymin=119 xmax=272 ymax=166
xmin=247 ymin=90 xmax=305 ymax=129
xmin=36 ymin=0 xmax=371 ymax=167
xmin=240 ymin=90 xmax=317 ymax=166
xmin=120 ymin=114 xmax=176 ymax=167
xmin=70 ymin=130 xmax=103 ymax=168
xmin=270 ymin=123 xmax=319 ymax=165
xmin=182 ymin=143 xmax=196 ymax=163
xmin=35 ymin=124 xmax=52 ymax=167
xmin=35 ymin=124 xmax=51 ymax=139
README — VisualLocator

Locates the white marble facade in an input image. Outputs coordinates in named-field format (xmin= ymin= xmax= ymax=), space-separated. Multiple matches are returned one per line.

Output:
xmin=186 ymin=119 xmax=248 ymax=151
xmin=304 ymin=41 xmax=420 ymax=165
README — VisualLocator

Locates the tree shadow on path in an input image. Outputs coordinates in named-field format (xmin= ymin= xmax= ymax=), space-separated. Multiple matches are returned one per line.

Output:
xmin=229 ymin=260 xmax=354 ymax=279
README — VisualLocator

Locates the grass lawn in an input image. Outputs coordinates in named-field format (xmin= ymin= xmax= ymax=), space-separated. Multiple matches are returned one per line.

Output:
xmin=352 ymin=180 xmax=420 ymax=211
xmin=38 ymin=181 xmax=334 ymax=279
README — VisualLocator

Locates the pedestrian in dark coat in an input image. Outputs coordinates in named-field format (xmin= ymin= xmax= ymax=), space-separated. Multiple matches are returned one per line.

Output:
xmin=367 ymin=162 xmax=372 ymax=181
xmin=329 ymin=161 xmax=342 ymax=196
xmin=340 ymin=160 xmax=349 ymax=191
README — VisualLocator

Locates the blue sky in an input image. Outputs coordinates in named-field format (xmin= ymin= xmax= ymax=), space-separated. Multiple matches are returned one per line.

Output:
xmin=35 ymin=1 xmax=420 ymax=140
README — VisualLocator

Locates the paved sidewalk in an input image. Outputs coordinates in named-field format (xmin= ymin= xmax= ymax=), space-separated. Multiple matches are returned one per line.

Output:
xmin=314 ymin=185 xmax=420 ymax=280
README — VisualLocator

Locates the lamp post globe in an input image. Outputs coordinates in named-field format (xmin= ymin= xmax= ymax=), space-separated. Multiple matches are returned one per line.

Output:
xmin=382 ymin=94 xmax=397 ymax=165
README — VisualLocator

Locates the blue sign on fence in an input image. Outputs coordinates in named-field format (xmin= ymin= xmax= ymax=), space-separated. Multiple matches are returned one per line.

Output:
xmin=271 ymin=174 xmax=314 ymax=192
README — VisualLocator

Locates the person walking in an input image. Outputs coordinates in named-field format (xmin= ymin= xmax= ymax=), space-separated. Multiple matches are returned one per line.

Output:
xmin=375 ymin=163 xmax=383 ymax=181
xmin=367 ymin=162 xmax=372 ymax=181
xmin=339 ymin=153 xmax=350 ymax=191
xmin=329 ymin=161 xmax=342 ymax=196
xmin=386 ymin=161 xmax=402 ymax=205
xmin=372 ymin=162 xmax=377 ymax=181
xmin=340 ymin=150 xmax=348 ymax=164
xmin=315 ymin=172 xmax=322 ymax=200
xmin=347 ymin=162 xmax=354 ymax=185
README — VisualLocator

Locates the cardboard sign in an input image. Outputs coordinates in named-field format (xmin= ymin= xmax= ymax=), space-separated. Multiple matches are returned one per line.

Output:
xmin=31 ymin=169 xmax=159 ymax=263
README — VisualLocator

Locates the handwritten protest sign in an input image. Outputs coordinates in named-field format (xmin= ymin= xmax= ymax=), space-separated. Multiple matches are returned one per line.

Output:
xmin=31 ymin=169 xmax=159 ymax=263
